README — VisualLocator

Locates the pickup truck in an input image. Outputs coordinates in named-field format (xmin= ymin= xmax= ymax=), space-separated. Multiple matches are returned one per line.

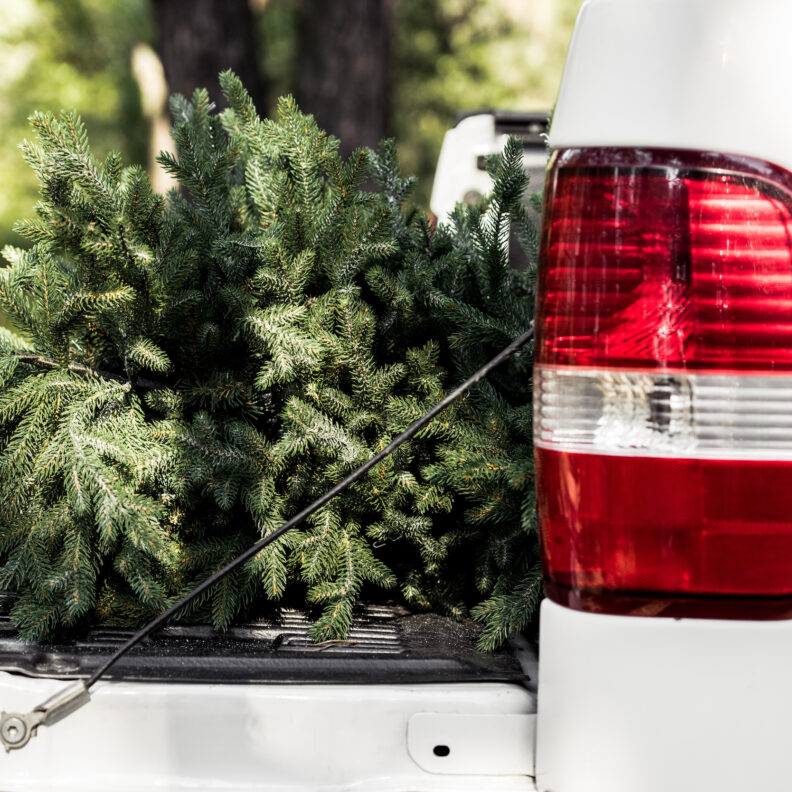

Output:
xmin=3 ymin=0 xmax=791 ymax=790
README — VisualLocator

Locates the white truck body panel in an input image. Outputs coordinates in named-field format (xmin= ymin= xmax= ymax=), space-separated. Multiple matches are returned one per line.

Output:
xmin=0 ymin=673 xmax=537 ymax=792
xmin=539 ymin=1 xmax=792 ymax=790
xmin=537 ymin=601 xmax=792 ymax=792
xmin=430 ymin=114 xmax=509 ymax=223
xmin=551 ymin=0 xmax=792 ymax=173
xmin=430 ymin=113 xmax=547 ymax=224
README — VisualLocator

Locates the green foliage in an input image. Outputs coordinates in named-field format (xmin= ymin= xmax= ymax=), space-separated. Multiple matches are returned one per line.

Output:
xmin=0 ymin=73 xmax=538 ymax=648
xmin=370 ymin=136 xmax=541 ymax=649
xmin=0 ymin=0 xmax=584 ymax=258
xmin=0 ymin=0 xmax=151 ymax=251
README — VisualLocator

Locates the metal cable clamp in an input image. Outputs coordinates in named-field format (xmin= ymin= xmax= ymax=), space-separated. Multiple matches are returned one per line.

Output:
xmin=0 ymin=682 xmax=90 ymax=751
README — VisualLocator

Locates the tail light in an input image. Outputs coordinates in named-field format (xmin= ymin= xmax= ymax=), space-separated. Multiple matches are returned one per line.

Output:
xmin=535 ymin=148 xmax=792 ymax=618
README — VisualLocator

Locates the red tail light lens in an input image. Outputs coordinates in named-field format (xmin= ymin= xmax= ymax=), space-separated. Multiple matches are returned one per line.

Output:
xmin=535 ymin=148 xmax=792 ymax=617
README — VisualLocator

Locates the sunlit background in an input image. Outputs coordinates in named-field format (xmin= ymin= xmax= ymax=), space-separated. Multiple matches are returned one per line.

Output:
xmin=0 ymin=0 xmax=584 ymax=255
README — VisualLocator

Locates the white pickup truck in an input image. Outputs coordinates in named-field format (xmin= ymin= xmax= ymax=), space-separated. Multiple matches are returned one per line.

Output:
xmin=3 ymin=1 xmax=791 ymax=790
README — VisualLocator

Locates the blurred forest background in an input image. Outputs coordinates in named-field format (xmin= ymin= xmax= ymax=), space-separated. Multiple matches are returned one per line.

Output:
xmin=0 ymin=0 xmax=583 ymax=257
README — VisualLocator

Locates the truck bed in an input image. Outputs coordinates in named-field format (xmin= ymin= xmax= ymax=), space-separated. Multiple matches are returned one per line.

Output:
xmin=0 ymin=603 xmax=526 ymax=685
xmin=0 ymin=604 xmax=537 ymax=792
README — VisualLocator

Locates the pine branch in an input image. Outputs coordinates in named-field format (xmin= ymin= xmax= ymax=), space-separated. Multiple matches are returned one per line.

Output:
xmin=9 ymin=351 xmax=165 ymax=391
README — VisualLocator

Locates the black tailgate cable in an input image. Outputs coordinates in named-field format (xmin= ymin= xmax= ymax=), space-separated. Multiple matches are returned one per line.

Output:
xmin=0 ymin=325 xmax=534 ymax=752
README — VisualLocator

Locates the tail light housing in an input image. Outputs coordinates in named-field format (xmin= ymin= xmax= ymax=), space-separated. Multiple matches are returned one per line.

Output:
xmin=535 ymin=148 xmax=792 ymax=618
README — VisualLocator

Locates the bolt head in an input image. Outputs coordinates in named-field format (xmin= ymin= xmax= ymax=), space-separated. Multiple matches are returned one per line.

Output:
xmin=1 ymin=715 xmax=27 ymax=746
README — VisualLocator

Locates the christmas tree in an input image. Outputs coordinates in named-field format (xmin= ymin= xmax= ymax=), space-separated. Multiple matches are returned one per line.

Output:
xmin=371 ymin=142 xmax=541 ymax=650
xmin=0 ymin=72 xmax=538 ymax=649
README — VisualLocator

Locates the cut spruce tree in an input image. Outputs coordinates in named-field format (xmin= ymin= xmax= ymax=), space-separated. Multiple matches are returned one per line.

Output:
xmin=0 ymin=72 xmax=538 ymax=650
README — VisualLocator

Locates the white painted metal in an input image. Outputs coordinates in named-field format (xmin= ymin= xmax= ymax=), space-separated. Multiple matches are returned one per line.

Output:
xmin=0 ymin=673 xmax=537 ymax=792
xmin=551 ymin=0 xmax=792 ymax=174
xmin=536 ymin=599 xmax=792 ymax=792
xmin=430 ymin=114 xmax=507 ymax=223
xmin=407 ymin=713 xmax=536 ymax=776
xmin=429 ymin=115 xmax=548 ymax=224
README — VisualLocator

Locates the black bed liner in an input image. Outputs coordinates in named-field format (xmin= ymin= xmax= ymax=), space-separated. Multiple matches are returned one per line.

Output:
xmin=0 ymin=604 xmax=525 ymax=685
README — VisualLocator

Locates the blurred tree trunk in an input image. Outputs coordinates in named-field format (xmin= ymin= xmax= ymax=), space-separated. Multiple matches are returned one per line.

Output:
xmin=152 ymin=0 xmax=264 ymax=112
xmin=296 ymin=0 xmax=394 ymax=158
